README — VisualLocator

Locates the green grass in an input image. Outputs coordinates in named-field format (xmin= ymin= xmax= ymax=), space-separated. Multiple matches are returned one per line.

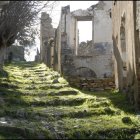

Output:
xmin=0 ymin=61 xmax=139 ymax=139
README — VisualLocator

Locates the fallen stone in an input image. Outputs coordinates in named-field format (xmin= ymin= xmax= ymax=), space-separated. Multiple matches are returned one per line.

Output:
xmin=122 ymin=117 xmax=132 ymax=124
xmin=53 ymin=78 xmax=59 ymax=84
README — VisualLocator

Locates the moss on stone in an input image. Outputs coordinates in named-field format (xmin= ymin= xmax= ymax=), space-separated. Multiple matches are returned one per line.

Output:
xmin=0 ymin=61 xmax=139 ymax=139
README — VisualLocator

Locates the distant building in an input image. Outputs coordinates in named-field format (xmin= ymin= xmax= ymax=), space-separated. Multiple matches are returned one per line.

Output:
xmin=5 ymin=45 xmax=25 ymax=62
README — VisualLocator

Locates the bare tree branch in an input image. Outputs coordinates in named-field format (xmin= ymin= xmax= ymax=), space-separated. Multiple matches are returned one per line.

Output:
xmin=0 ymin=1 xmax=57 ymax=48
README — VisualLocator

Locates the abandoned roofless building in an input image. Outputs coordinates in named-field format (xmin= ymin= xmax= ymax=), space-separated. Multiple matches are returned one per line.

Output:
xmin=40 ymin=1 xmax=140 ymax=109
xmin=40 ymin=1 xmax=115 ymax=91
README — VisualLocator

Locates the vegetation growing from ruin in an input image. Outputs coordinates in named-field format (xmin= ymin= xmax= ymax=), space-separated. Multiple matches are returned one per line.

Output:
xmin=0 ymin=61 xmax=140 ymax=139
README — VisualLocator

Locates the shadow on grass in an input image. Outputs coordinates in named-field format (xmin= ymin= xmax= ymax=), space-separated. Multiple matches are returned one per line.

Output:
xmin=0 ymin=62 xmax=44 ymax=138
xmin=0 ymin=62 xmax=34 ymax=108
xmin=79 ymin=89 xmax=136 ymax=114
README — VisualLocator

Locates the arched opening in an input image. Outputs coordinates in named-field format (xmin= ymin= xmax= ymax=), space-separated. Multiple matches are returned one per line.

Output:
xmin=76 ymin=67 xmax=97 ymax=78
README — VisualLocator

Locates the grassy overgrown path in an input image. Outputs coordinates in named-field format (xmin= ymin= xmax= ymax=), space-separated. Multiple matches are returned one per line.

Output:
xmin=0 ymin=61 xmax=140 ymax=139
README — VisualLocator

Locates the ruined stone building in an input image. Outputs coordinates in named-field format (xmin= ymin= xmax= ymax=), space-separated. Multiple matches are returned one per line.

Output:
xmin=40 ymin=1 xmax=115 ymax=90
xmin=53 ymin=1 xmax=113 ymax=79
xmin=40 ymin=12 xmax=55 ymax=67
xmin=5 ymin=45 xmax=25 ymax=62
xmin=112 ymin=1 xmax=140 ymax=109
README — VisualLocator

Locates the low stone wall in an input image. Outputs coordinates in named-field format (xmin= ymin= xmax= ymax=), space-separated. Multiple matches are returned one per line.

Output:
xmin=67 ymin=77 xmax=115 ymax=91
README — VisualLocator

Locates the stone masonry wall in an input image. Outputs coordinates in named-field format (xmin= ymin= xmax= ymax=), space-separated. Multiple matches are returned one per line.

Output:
xmin=74 ymin=42 xmax=113 ymax=78
xmin=72 ymin=1 xmax=113 ymax=78
xmin=40 ymin=12 xmax=55 ymax=66
xmin=43 ymin=1 xmax=115 ymax=91
xmin=112 ymin=1 xmax=140 ymax=108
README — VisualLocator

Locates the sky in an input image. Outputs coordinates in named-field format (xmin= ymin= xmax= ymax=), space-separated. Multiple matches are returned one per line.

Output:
xmin=26 ymin=1 xmax=99 ymax=61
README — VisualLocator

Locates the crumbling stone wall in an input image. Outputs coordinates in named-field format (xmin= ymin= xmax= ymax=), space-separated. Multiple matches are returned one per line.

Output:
xmin=112 ymin=1 xmax=140 ymax=109
xmin=78 ymin=41 xmax=93 ymax=56
xmin=69 ymin=77 xmax=115 ymax=91
xmin=41 ymin=1 xmax=114 ymax=88
xmin=54 ymin=5 xmax=76 ymax=76
xmin=56 ymin=1 xmax=113 ymax=78
xmin=40 ymin=12 xmax=55 ymax=67
xmin=74 ymin=42 xmax=113 ymax=78
xmin=53 ymin=26 xmax=61 ymax=73
xmin=49 ymin=1 xmax=113 ymax=80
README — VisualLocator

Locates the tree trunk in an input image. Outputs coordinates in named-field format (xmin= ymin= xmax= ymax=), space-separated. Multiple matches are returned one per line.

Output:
xmin=0 ymin=46 xmax=7 ymax=70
